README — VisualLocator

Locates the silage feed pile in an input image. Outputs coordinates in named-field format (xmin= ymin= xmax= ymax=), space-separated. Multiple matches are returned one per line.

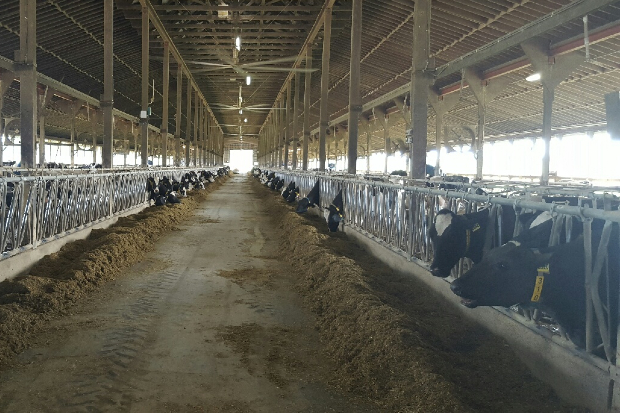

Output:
xmin=0 ymin=177 xmax=227 ymax=366
xmin=253 ymin=180 xmax=587 ymax=413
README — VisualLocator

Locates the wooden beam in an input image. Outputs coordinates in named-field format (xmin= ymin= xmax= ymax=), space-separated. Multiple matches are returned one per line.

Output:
xmin=260 ymin=0 xmax=338 ymax=133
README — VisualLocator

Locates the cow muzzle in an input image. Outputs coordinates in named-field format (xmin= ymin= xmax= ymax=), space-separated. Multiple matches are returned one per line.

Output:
xmin=450 ymin=282 xmax=478 ymax=308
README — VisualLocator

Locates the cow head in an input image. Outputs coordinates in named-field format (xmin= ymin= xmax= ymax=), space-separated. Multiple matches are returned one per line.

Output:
xmin=429 ymin=210 xmax=476 ymax=277
xmin=296 ymin=197 xmax=310 ymax=214
xmin=327 ymin=207 xmax=343 ymax=232
xmin=450 ymin=242 xmax=551 ymax=308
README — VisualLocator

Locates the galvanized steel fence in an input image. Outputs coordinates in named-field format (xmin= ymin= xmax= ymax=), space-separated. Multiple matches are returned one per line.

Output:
xmin=1 ymin=167 xmax=220 ymax=259
xmin=271 ymin=169 xmax=620 ymax=370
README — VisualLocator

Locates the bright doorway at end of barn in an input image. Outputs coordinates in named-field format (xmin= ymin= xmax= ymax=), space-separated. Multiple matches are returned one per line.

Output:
xmin=228 ymin=150 xmax=254 ymax=173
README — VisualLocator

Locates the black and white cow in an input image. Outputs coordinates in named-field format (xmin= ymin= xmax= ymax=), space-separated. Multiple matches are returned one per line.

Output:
xmin=296 ymin=180 xmax=320 ymax=214
xmin=282 ymin=181 xmax=295 ymax=200
xmin=450 ymin=221 xmax=619 ymax=348
xmin=428 ymin=207 xmax=545 ymax=277
xmin=275 ymin=179 xmax=284 ymax=191
xmin=286 ymin=186 xmax=299 ymax=203
xmin=327 ymin=189 xmax=344 ymax=232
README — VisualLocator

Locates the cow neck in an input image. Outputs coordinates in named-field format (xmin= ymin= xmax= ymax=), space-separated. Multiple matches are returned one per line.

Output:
xmin=329 ymin=203 xmax=343 ymax=218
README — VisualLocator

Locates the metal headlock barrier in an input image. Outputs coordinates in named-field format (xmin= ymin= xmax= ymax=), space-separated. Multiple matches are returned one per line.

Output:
xmin=271 ymin=168 xmax=620 ymax=404
xmin=0 ymin=167 xmax=222 ymax=260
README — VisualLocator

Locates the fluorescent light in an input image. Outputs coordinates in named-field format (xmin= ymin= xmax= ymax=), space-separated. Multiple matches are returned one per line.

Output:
xmin=246 ymin=76 xmax=251 ymax=85
xmin=526 ymin=73 xmax=541 ymax=82
xmin=244 ymin=118 xmax=248 ymax=123
xmin=235 ymin=36 xmax=241 ymax=51
xmin=239 ymin=109 xmax=243 ymax=114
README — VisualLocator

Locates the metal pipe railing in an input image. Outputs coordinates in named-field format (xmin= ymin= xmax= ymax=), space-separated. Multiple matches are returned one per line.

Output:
xmin=270 ymin=169 xmax=620 ymax=372
xmin=1 ymin=166 xmax=223 ymax=259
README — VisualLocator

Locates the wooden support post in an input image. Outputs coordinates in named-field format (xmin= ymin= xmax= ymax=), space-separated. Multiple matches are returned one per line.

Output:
xmin=429 ymin=88 xmax=459 ymax=176
xmin=140 ymin=6 xmax=149 ymax=167
xmin=0 ymin=72 xmax=12 ymax=165
xmin=277 ymin=100 xmax=282 ymax=168
xmin=521 ymin=38 xmax=583 ymax=185
xmin=38 ymin=113 xmax=45 ymax=166
xmin=161 ymin=41 xmax=169 ymax=167
xmin=319 ymin=6 xmax=332 ymax=171
xmin=175 ymin=67 xmax=182 ymax=166
xmin=18 ymin=0 xmax=37 ymax=168
xmin=302 ymin=47 xmax=313 ymax=171
xmin=37 ymin=88 xmax=53 ymax=166
xmin=409 ymin=0 xmax=432 ymax=179
xmin=193 ymin=92 xmax=198 ymax=166
xmin=185 ymin=81 xmax=192 ymax=166
xmin=347 ymin=0 xmax=362 ymax=175
xmin=292 ymin=72 xmax=301 ymax=170
xmin=284 ymin=82 xmax=291 ymax=169
xmin=102 ymin=0 xmax=114 ymax=168
xmin=384 ymin=123 xmax=390 ymax=174
xmin=366 ymin=127 xmax=371 ymax=173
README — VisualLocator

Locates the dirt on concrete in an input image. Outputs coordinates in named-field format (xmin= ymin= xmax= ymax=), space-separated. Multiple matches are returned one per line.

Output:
xmin=0 ymin=175 xmax=382 ymax=413
xmin=216 ymin=267 xmax=275 ymax=288
xmin=0 ymin=178 xmax=227 ymax=367
xmin=252 ymin=178 xmax=589 ymax=413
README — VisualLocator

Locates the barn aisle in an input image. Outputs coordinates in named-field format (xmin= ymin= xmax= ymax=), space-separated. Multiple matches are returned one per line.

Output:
xmin=0 ymin=176 xmax=377 ymax=413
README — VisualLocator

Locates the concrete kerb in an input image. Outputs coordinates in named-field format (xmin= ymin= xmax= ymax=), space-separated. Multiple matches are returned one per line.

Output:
xmin=301 ymin=201 xmax=610 ymax=413
xmin=341 ymin=222 xmax=611 ymax=413
xmin=0 ymin=203 xmax=149 ymax=282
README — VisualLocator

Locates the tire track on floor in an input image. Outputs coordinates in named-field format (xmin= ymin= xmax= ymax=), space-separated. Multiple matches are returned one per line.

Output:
xmin=60 ymin=268 xmax=183 ymax=412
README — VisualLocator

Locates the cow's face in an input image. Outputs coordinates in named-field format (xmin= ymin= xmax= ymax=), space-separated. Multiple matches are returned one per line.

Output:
xmin=429 ymin=211 xmax=468 ymax=277
xmin=296 ymin=198 xmax=310 ymax=214
xmin=450 ymin=243 xmax=548 ymax=308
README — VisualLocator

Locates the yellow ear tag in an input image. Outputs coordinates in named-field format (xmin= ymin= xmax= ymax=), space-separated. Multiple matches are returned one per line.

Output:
xmin=472 ymin=223 xmax=481 ymax=232
xmin=531 ymin=271 xmax=546 ymax=303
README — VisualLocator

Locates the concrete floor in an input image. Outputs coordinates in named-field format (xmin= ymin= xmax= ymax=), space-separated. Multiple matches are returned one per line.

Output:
xmin=0 ymin=176 xmax=377 ymax=413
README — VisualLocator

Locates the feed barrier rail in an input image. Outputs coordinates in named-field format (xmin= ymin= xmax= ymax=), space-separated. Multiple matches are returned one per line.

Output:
xmin=271 ymin=169 xmax=620 ymax=391
xmin=0 ymin=167 xmax=221 ymax=260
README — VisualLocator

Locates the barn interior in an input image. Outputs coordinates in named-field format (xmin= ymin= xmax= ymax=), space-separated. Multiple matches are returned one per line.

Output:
xmin=1 ymin=1 xmax=620 ymax=412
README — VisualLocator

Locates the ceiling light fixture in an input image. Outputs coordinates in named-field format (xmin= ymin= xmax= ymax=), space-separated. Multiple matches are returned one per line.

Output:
xmin=526 ymin=73 xmax=541 ymax=82
xmin=244 ymin=118 xmax=248 ymax=123
xmin=235 ymin=36 xmax=241 ymax=51
xmin=246 ymin=75 xmax=251 ymax=85
xmin=239 ymin=109 xmax=243 ymax=114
